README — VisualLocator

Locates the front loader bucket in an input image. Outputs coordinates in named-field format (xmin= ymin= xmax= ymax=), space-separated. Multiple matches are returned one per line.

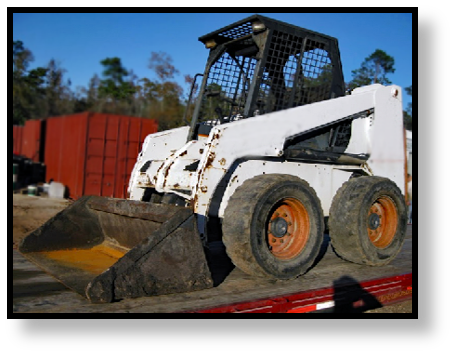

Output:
xmin=18 ymin=196 xmax=213 ymax=303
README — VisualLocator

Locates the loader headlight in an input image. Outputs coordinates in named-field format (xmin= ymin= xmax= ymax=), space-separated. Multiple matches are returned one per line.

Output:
xmin=204 ymin=39 xmax=217 ymax=49
xmin=252 ymin=21 xmax=266 ymax=33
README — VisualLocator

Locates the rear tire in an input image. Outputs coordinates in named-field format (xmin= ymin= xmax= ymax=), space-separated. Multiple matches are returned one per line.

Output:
xmin=329 ymin=176 xmax=407 ymax=266
xmin=222 ymin=174 xmax=324 ymax=279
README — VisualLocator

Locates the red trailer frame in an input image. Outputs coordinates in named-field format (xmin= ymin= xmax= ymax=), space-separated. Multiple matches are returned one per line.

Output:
xmin=188 ymin=273 xmax=412 ymax=313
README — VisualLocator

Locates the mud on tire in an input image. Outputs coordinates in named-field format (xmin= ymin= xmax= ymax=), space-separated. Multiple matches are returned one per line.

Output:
xmin=222 ymin=174 xmax=324 ymax=279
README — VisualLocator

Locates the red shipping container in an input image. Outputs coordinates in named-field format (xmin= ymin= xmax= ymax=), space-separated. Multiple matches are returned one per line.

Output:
xmin=44 ymin=112 xmax=158 ymax=199
xmin=22 ymin=119 xmax=43 ymax=162
xmin=13 ymin=125 xmax=24 ymax=155
xmin=13 ymin=120 xmax=44 ymax=161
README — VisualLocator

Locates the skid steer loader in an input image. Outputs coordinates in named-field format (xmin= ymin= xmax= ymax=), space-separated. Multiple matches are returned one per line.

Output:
xmin=19 ymin=15 xmax=408 ymax=303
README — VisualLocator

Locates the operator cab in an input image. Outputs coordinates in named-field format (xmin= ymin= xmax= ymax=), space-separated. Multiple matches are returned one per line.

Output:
xmin=187 ymin=14 xmax=345 ymax=141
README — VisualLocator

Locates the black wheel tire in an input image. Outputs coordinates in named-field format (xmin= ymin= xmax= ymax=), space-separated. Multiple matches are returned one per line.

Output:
xmin=222 ymin=174 xmax=324 ymax=279
xmin=329 ymin=176 xmax=407 ymax=266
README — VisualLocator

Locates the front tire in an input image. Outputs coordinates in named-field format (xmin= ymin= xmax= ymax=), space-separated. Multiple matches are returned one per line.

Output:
xmin=222 ymin=174 xmax=324 ymax=279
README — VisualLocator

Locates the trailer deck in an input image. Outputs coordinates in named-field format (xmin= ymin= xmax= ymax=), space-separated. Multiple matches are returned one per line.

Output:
xmin=12 ymin=226 xmax=412 ymax=314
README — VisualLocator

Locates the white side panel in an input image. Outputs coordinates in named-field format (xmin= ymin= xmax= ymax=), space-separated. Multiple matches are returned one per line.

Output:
xmin=217 ymin=161 xmax=355 ymax=217
xmin=205 ymin=88 xmax=375 ymax=161
xmin=128 ymin=126 xmax=190 ymax=200
xmin=344 ymin=115 xmax=373 ymax=156
xmin=368 ymin=85 xmax=406 ymax=194
xmin=192 ymin=87 xmax=376 ymax=217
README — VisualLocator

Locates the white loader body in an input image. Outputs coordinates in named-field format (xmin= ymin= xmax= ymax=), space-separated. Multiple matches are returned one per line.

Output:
xmin=129 ymin=84 xmax=406 ymax=221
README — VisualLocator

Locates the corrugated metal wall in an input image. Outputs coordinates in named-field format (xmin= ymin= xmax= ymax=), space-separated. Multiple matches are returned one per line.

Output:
xmin=44 ymin=112 xmax=158 ymax=199
xmin=14 ymin=112 xmax=158 ymax=199
xmin=13 ymin=120 xmax=43 ymax=160
xmin=21 ymin=120 xmax=43 ymax=162
xmin=13 ymin=125 xmax=24 ymax=155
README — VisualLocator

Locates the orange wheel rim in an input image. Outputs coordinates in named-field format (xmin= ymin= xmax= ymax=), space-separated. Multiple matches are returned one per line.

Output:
xmin=267 ymin=198 xmax=310 ymax=260
xmin=367 ymin=196 xmax=398 ymax=248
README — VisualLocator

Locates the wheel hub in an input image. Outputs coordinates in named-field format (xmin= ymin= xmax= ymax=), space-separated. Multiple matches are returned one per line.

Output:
xmin=270 ymin=217 xmax=288 ymax=238
xmin=367 ymin=196 xmax=398 ymax=249
xmin=368 ymin=213 xmax=380 ymax=230
xmin=267 ymin=198 xmax=310 ymax=260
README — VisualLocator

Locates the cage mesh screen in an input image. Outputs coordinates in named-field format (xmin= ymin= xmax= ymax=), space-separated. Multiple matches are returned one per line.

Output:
xmin=197 ymin=27 xmax=336 ymax=125
xmin=256 ymin=31 xmax=333 ymax=115
xmin=199 ymin=50 xmax=257 ymax=123
xmin=218 ymin=21 xmax=253 ymax=40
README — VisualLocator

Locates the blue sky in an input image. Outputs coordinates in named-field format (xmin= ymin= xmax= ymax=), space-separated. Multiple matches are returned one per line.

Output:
xmin=12 ymin=12 xmax=413 ymax=108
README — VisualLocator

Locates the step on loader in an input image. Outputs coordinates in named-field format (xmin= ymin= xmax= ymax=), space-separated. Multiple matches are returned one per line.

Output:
xmin=19 ymin=15 xmax=408 ymax=303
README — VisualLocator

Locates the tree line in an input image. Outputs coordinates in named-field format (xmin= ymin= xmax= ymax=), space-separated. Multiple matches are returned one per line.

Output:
xmin=347 ymin=49 xmax=412 ymax=131
xmin=12 ymin=41 xmax=412 ymax=131
xmin=13 ymin=41 xmax=190 ymax=131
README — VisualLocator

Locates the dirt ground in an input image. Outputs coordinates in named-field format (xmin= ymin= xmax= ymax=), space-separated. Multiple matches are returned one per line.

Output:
xmin=12 ymin=194 xmax=412 ymax=314
xmin=12 ymin=194 xmax=72 ymax=248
